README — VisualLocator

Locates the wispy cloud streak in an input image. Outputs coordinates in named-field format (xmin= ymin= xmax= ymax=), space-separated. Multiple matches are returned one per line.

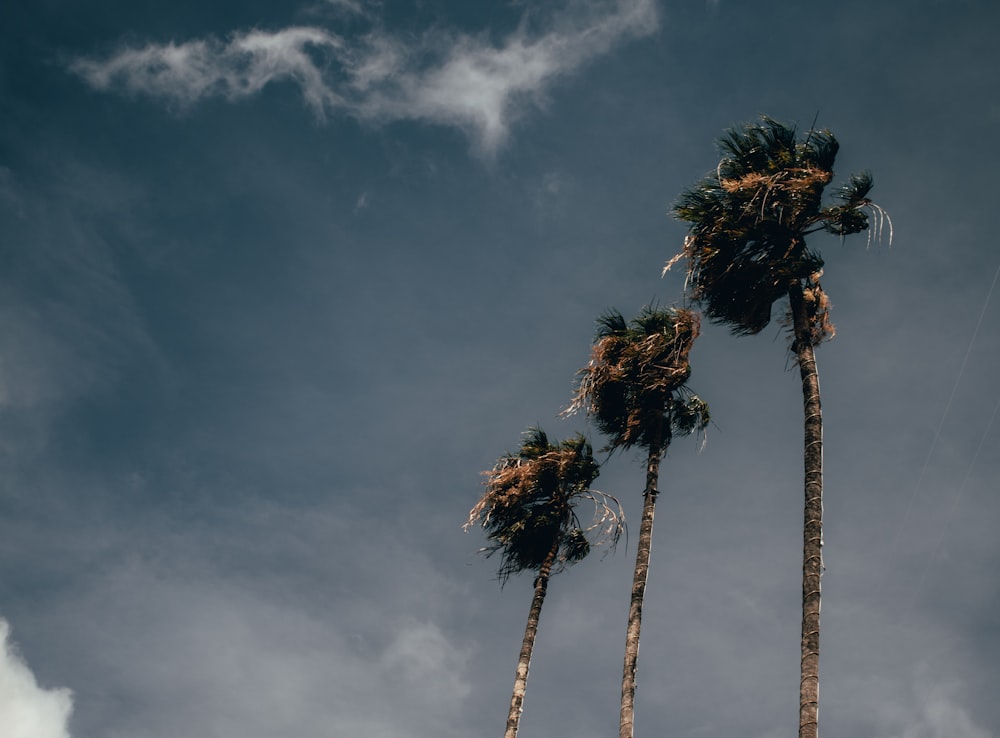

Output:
xmin=69 ymin=0 xmax=658 ymax=155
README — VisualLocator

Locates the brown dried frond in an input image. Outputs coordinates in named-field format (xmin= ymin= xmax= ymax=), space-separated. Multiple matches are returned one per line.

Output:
xmin=783 ymin=278 xmax=836 ymax=351
xmin=465 ymin=457 xmax=530 ymax=530
xmin=721 ymin=167 xmax=832 ymax=196
xmin=803 ymin=281 xmax=835 ymax=345
xmin=720 ymin=172 xmax=770 ymax=193
xmin=467 ymin=443 xmax=586 ymax=529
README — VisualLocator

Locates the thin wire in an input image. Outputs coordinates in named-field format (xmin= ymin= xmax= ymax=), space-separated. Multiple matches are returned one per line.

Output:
xmin=889 ymin=260 xmax=1000 ymax=552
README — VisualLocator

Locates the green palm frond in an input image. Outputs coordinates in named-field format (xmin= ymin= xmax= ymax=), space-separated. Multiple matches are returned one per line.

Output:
xmin=467 ymin=428 xmax=624 ymax=584
xmin=561 ymin=528 xmax=590 ymax=564
xmin=717 ymin=117 xmax=800 ymax=178
xmin=595 ymin=309 xmax=629 ymax=338
xmin=670 ymin=392 xmax=711 ymax=437
xmin=518 ymin=426 xmax=552 ymax=458
xmin=835 ymin=171 xmax=874 ymax=204
xmin=820 ymin=171 xmax=880 ymax=238
xmin=800 ymin=128 xmax=839 ymax=171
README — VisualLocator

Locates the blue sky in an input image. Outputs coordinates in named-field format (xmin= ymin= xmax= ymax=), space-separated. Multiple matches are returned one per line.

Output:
xmin=1 ymin=1 xmax=999 ymax=737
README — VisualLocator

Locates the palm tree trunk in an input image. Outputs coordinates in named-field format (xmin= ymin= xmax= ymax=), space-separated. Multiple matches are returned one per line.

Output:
xmin=504 ymin=540 xmax=558 ymax=738
xmin=789 ymin=281 xmax=823 ymax=738
xmin=620 ymin=430 xmax=663 ymax=738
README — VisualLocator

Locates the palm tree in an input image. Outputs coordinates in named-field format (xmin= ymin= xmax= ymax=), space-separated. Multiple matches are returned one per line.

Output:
xmin=670 ymin=116 xmax=890 ymax=738
xmin=566 ymin=306 xmax=710 ymax=738
xmin=466 ymin=427 xmax=624 ymax=738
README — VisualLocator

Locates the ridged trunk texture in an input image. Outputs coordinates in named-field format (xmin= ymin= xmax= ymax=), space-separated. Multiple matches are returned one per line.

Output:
xmin=789 ymin=281 xmax=823 ymax=738
xmin=620 ymin=431 xmax=663 ymax=738
xmin=504 ymin=541 xmax=558 ymax=738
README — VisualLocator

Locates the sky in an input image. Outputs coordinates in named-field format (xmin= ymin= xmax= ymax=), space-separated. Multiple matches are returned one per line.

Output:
xmin=0 ymin=0 xmax=998 ymax=736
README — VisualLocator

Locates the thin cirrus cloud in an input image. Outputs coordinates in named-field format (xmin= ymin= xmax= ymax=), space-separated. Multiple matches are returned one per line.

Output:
xmin=68 ymin=0 xmax=658 ymax=155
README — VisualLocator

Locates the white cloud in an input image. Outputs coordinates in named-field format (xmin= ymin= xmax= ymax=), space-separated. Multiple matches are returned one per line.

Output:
xmin=69 ymin=0 xmax=659 ymax=155
xmin=0 ymin=620 xmax=73 ymax=738
xmin=70 ymin=27 xmax=345 ymax=117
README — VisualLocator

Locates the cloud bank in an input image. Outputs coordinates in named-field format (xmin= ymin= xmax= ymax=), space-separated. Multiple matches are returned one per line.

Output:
xmin=69 ymin=0 xmax=658 ymax=155
xmin=54 ymin=536 xmax=474 ymax=738
xmin=0 ymin=620 xmax=73 ymax=738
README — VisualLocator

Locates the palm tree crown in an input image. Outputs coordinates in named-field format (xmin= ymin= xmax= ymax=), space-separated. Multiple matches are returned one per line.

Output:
xmin=466 ymin=427 xmax=623 ymax=584
xmin=670 ymin=116 xmax=890 ymax=341
xmin=567 ymin=306 xmax=710 ymax=451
